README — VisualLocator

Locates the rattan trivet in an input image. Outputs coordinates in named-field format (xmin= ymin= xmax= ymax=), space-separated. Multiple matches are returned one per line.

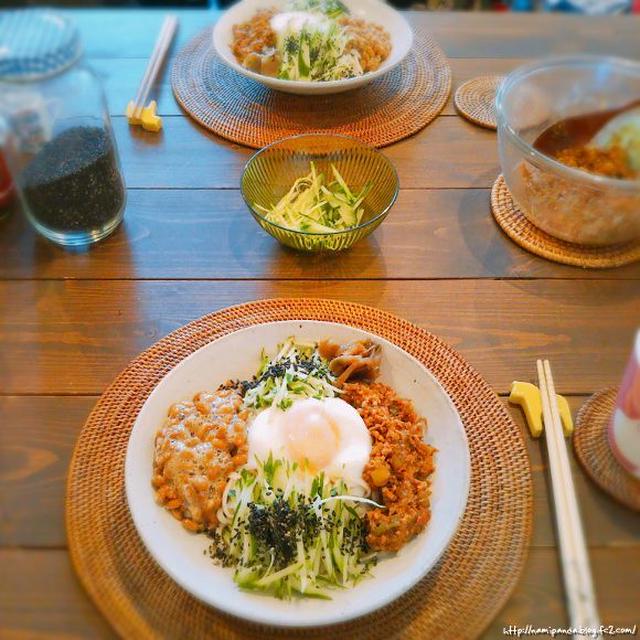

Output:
xmin=454 ymin=75 xmax=503 ymax=129
xmin=67 ymin=299 xmax=532 ymax=640
xmin=574 ymin=388 xmax=640 ymax=511
xmin=171 ymin=29 xmax=451 ymax=148
xmin=491 ymin=175 xmax=640 ymax=268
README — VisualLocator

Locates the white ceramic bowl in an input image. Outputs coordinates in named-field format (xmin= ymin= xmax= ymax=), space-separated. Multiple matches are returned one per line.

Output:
xmin=125 ymin=320 xmax=470 ymax=627
xmin=212 ymin=0 xmax=414 ymax=95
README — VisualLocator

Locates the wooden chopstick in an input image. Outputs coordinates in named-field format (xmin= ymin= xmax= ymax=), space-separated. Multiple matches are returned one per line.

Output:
xmin=537 ymin=359 xmax=600 ymax=639
xmin=132 ymin=15 xmax=178 ymax=119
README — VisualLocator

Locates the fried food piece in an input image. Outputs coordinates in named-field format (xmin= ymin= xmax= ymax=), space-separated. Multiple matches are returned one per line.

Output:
xmin=342 ymin=381 xmax=435 ymax=552
xmin=318 ymin=338 xmax=381 ymax=386
xmin=153 ymin=388 xmax=249 ymax=533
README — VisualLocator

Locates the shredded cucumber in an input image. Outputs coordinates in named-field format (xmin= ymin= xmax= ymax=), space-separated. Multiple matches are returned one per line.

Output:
xmin=286 ymin=0 xmax=349 ymax=18
xmin=254 ymin=162 xmax=372 ymax=234
xmin=276 ymin=21 xmax=362 ymax=82
xmin=241 ymin=337 xmax=339 ymax=411
xmin=208 ymin=457 xmax=377 ymax=599
xmin=274 ymin=0 xmax=358 ymax=82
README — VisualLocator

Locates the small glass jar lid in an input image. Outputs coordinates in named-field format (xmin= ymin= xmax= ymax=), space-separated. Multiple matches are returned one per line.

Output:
xmin=0 ymin=9 xmax=83 ymax=82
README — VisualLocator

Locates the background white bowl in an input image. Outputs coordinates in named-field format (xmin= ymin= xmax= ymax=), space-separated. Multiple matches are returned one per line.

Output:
xmin=212 ymin=0 xmax=414 ymax=95
xmin=125 ymin=320 xmax=470 ymax=627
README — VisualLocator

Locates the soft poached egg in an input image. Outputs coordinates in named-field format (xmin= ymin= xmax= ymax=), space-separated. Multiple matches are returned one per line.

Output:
xmin=270 ymin=11 xmax=329 ymax=37
xmin=246 ymin=397 xmax=371 ymax=485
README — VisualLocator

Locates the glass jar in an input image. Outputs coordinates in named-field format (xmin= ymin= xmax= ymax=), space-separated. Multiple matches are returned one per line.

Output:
xmin=496 ymin=56 xmax=640 ymax=246
xmin=0 ymin=10 xmax=126 ymax=247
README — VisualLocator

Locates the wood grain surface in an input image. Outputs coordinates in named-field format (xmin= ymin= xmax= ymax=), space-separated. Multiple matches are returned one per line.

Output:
xmin=1 ymin=279 xmax=638 ymax=395
xmin=106 ymin=116 xmax=499 ymax=189
xmin=0 ymin=8 xmax=638 ymax=640
xmin=3 ymin=189 xmax=640 ymax=280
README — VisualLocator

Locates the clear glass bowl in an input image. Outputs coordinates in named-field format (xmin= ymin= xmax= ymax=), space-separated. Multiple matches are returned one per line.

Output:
xmin=241 ymin=134 xmax=399 ymax=252
xmin=496 ymin=55 xmax=640 ymax=247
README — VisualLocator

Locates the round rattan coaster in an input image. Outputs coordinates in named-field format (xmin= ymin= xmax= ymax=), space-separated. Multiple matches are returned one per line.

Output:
xmin=574 ymin=388 xmax=640 ymax=511
xmin=171 ymin=29 xmax=451 ymax=148
xmin=454 ymin=75 xmax=503 ymax=129
xmin=491 ymin=175 xmax=640 ymax=268
xmin=67 ymin=299 xmax=532 ymax=640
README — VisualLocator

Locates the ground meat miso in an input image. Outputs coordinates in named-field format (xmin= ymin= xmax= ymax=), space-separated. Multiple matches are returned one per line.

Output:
xmin=532 ymin=99 xmax=640 ymax=179
xmin=341 ymin=381 xmax=436 ymax=552
xmin=20 ymin=126 xmax=124 ymax=233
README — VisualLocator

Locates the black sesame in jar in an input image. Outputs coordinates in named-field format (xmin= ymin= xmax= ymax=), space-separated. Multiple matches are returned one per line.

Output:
xmin=20 ymin=126 xmax=125 ymax=234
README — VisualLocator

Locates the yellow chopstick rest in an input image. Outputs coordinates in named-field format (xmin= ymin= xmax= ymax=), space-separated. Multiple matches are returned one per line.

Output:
xmin=509 ymin=381 xmax=574 ymax=437
xmin=126 ymin=100 xmax=141 ymax=125
xmin=126 ymin=100 xmax=163 ymax=132
xmin=510 ymin=381 xmax=543 ymax=437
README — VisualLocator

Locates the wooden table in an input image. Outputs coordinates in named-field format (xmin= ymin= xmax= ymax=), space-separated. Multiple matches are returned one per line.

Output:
xmin=1 ymin=9 xmax=639 ymax=639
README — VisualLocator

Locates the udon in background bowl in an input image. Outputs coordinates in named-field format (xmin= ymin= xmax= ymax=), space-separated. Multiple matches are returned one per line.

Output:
xmin=212 ymin=0 xmax=413 ymax=96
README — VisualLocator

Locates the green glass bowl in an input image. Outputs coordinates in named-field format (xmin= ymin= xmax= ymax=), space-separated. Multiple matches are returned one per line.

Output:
xmin=241 ymin=134 xmax=399 ymax=252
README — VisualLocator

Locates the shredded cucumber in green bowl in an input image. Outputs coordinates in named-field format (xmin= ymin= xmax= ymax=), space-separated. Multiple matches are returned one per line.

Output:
xmin=207 ymin=456 xmax=378 ymax=599
xmin=254 ymin=162 xmax=372 ymax=234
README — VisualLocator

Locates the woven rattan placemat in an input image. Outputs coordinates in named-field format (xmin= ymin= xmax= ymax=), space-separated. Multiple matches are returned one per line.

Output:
xmin=454 ymin=75 xmax=503 ymax=130
xmin=67 ymin=299 xmax=532 ymax=640
xmin=574 ymin=388 xmax=640 ymax=511
xmin=491 ymin=175 xmax=640 ymax=268
xmin=171 ymin=29 xmax=451 ymax=148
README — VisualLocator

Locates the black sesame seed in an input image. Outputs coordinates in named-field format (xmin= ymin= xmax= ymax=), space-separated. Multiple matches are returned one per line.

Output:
xmin=21 ymin=127 xmax=124 ymax=234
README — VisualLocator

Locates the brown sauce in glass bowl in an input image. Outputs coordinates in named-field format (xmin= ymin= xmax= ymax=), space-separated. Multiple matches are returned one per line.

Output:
xmin=532 ymin=99 xmax=640 ymax=179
